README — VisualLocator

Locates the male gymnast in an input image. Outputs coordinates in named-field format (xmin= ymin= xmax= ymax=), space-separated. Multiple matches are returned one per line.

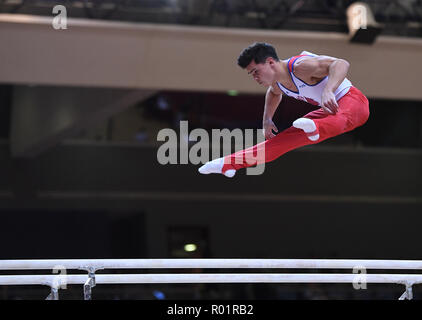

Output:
xmin=198 ymin=42 xmax=370 ymax=177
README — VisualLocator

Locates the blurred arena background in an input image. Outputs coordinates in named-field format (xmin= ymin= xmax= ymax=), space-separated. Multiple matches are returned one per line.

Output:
xmin=0 ymin=0 xmax=421 ymax=300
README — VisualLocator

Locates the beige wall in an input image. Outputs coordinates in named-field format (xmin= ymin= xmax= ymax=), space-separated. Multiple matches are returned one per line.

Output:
xmin=1 ymin=14 xmax=422 ymax=99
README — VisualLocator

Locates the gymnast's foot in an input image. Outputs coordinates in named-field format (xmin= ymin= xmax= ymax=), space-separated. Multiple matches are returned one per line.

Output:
xmin=293 ymin=118 xmax=320 ymax=141
xmin=198 ymin=157 xmax=236 ymax=178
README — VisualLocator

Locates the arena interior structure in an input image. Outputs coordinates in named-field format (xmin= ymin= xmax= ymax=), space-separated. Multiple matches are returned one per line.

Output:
xmin=0 ymin=0 xmax=421 ymax=300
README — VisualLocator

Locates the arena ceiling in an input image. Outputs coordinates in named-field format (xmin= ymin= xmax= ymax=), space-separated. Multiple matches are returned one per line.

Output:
xmin=1 ymin=0 xmax=421 ymax=37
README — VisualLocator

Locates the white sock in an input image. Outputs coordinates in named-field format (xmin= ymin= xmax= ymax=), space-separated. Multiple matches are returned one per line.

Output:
xmin=198 ymin=157 xmax=236 ymax=178
xmin=292 ymin=118 xmax=320 ymax=141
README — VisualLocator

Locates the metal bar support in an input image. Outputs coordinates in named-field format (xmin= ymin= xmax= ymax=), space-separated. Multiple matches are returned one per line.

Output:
xmin=398 ymin=282 xmax=414 ymax=300
xmin=45 ymin=287 xmax=59 ymax=300
xmin=83 ymin=267 xmax=97 ymax=300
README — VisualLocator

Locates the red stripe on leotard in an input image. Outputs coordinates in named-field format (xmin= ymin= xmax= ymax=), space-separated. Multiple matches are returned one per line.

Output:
xmin=287 ymin=54 xmax=308 ymax=73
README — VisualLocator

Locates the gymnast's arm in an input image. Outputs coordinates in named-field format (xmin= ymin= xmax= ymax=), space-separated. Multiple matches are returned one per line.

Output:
xmin=262 ymin=85 xmax=282 ymax=140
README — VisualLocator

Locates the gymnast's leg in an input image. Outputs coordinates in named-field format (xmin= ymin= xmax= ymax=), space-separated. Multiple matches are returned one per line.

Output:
xmin=198 ymin=87 xmax=369 ymax=177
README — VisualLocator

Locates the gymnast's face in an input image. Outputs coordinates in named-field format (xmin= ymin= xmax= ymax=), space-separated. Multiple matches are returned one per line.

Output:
xmin=246 ymin=57 xmax=277 ymax=87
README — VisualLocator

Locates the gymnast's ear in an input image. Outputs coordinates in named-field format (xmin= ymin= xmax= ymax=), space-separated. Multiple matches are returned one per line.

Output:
xmin=266 ymin=57 xmax=277 ymax=67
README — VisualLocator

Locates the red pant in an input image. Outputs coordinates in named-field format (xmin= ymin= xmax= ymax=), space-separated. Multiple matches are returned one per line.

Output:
xmin=222 ymin=86 xmax=370 ymax=172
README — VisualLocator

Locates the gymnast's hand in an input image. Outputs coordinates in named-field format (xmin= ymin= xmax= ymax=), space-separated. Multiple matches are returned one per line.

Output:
xmin=263 ymin=118 xmax=278 ymax=140
xmin=321 ymin=89 xmax=339 ymax=115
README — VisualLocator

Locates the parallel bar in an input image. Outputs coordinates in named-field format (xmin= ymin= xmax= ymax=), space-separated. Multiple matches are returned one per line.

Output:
xmin=1 ymin=259 xmax=422 ymax=270
xmin=0 ymin=274 xmax=421 ymax=287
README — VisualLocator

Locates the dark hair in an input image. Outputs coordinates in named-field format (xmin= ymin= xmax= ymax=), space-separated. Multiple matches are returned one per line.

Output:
xmin=237 ymin=42 xmax=279 ymax=69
